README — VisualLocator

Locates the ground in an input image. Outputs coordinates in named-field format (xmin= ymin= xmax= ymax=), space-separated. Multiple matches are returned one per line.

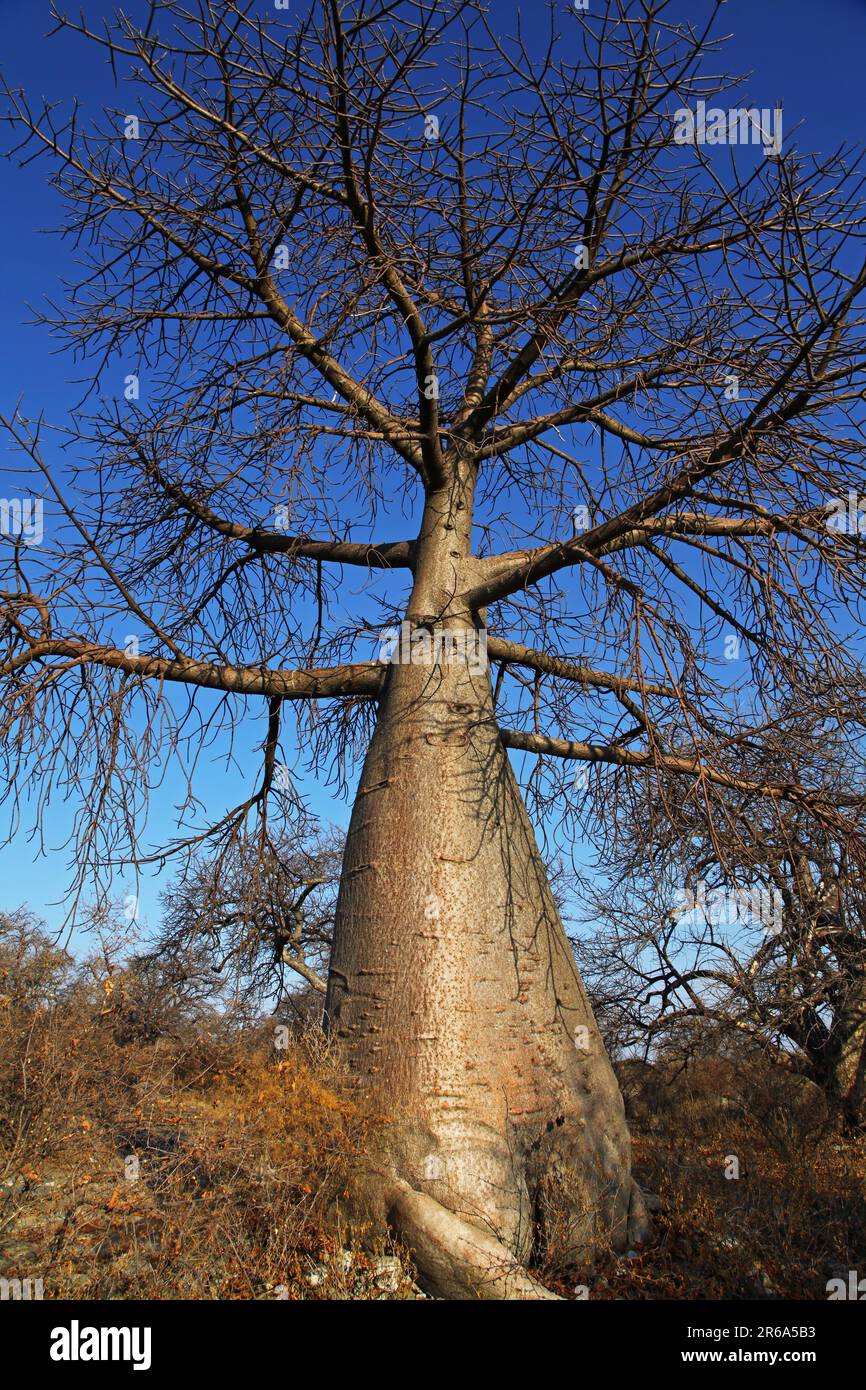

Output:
xmin=2 ymin=1017 xmax=863 ymax=1300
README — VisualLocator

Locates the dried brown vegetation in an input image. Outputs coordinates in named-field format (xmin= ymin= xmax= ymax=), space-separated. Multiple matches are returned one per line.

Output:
xmin=567 ymin=1057 xmax=866 ymax=1301
xmin=2 ymin=911 xmax=863 ymax=1301
xmin=0 ymin=911 xmax=417 ymax=1300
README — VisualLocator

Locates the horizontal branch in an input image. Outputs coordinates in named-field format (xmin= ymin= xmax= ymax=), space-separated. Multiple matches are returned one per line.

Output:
xmin=144 ymin=462 xmax=416 ymax=568
xmin=486 ymin=637 xmax=675 ymax=698
xmin=465 ymin=508 xmax=825 ymax=610
xmin=498 ymin=728 xmax=863 ymax=812
xmin=1 ymin=640 xmax=385 ymax=701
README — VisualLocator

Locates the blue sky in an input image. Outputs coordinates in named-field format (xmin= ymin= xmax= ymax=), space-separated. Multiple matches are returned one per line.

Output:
xmin=1 ymin=0 xmax=865 ymax=943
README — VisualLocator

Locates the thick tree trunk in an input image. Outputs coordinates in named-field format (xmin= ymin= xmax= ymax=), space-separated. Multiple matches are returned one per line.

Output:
xmin=324 ymin=639 xmax=648 ymax=1298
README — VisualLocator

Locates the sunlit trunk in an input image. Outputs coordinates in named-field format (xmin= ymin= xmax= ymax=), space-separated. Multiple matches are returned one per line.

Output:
xmin=325 ymin=638 xmax=648 ymax=1298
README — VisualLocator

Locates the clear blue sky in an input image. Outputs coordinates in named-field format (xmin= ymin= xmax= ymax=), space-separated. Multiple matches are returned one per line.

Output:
xmin=1 ymin=0 xmax=865 ymax=942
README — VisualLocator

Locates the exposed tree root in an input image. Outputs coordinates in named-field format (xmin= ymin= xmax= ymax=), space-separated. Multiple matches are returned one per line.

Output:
xmin=386 ymin=1179 xmax=561 ymax=1300
xmin=385 ymin=1175 xmax=651 ymax=1299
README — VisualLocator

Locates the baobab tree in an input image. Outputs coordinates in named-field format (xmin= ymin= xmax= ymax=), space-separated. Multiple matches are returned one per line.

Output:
xmin=2 ymin=0 xmax=866 ymax=1297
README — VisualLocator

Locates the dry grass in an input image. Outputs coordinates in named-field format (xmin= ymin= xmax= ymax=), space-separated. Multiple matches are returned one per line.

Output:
xmin=542 ymin=1057 xmax=866 ymax=1300
xmin=3 ymin=918 xmax=863 ymax=1300
xmin=1 ymin=1025 xmax=421 ymax=1299
xmin=0 ymin=917 xmax=418 ymax=1299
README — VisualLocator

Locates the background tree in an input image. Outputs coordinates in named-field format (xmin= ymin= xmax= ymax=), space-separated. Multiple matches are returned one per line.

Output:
xmin=579 ymin=699 xmax=866 ymax=1129
xmin=156 ymin=826 xmax=340 ymax=1008
xmin=0 ymin=908 xmax=73 ymax=1015
xmin=3 ymin=0 xmax=866 ymax=1295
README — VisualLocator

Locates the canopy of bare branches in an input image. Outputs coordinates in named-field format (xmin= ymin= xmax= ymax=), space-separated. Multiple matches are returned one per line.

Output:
xmin=2 ymin=0 xmax=866 ymax=903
